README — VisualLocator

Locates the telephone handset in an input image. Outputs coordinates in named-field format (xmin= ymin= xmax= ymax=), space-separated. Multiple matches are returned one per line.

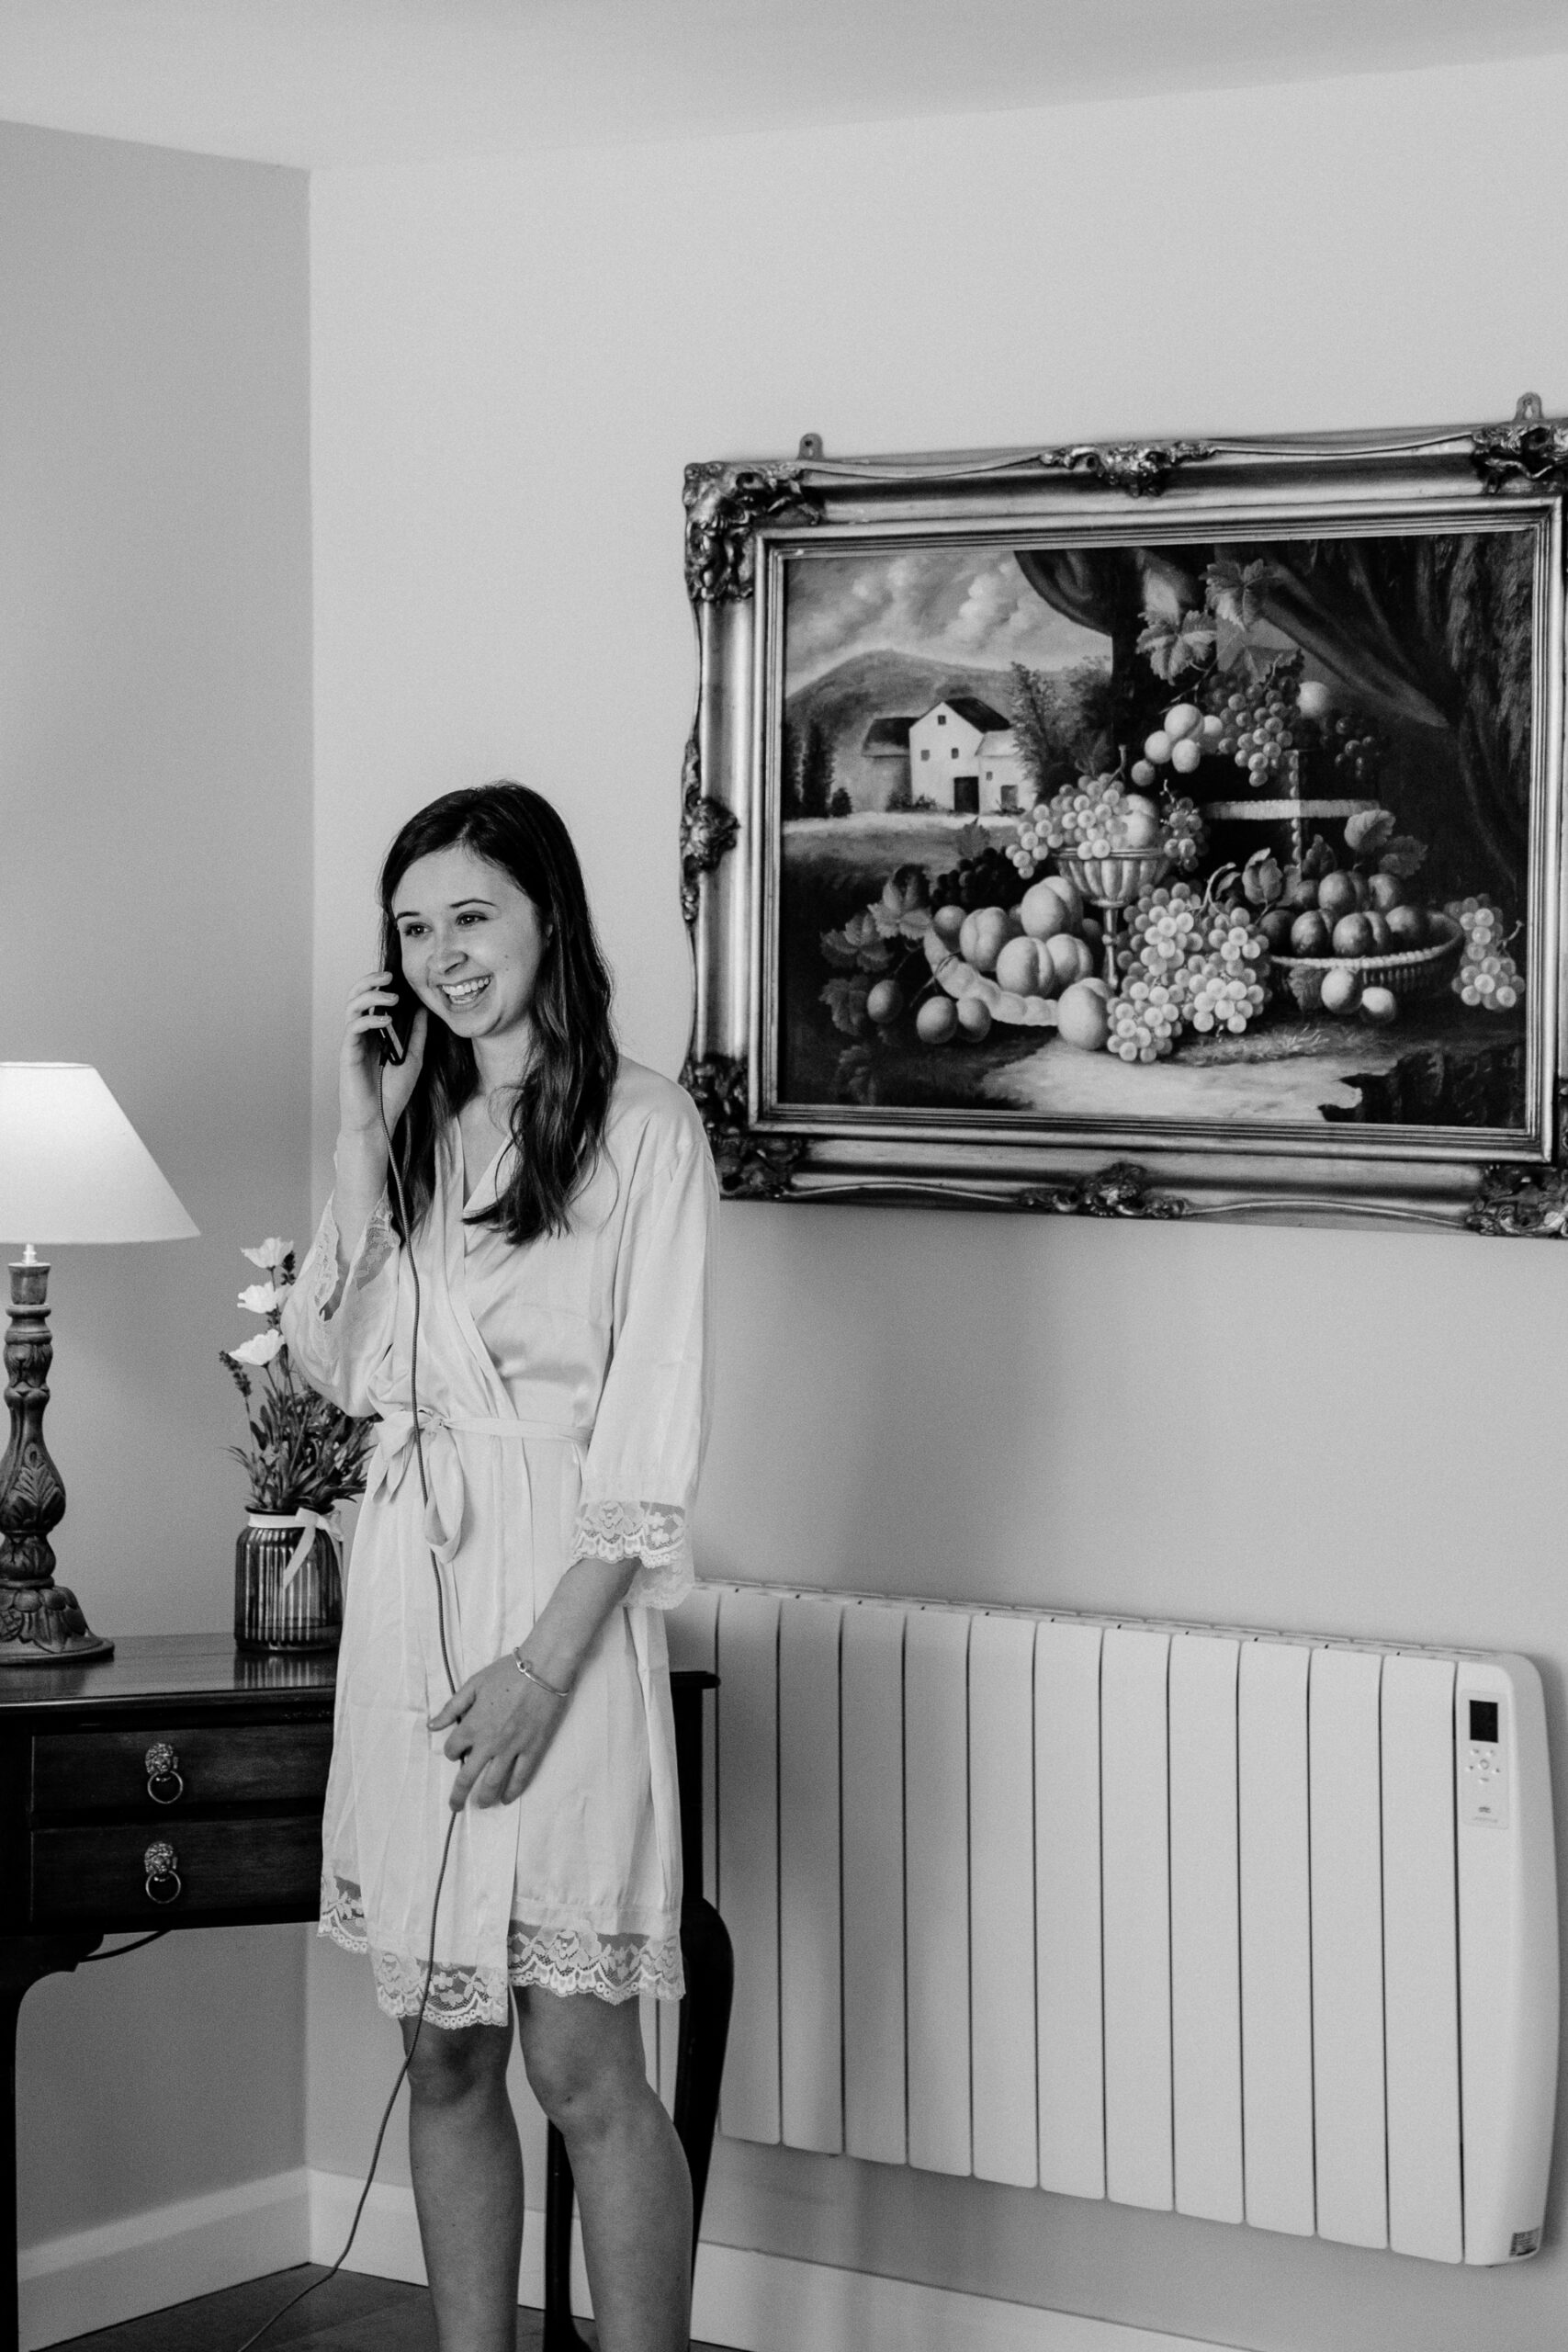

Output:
xmin=377 ymin=920 xmax=420 ymax=1067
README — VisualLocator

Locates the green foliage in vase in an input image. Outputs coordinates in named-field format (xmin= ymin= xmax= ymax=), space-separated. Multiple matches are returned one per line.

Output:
xmin=219 ymin=1238 xmax=375 ymax=1514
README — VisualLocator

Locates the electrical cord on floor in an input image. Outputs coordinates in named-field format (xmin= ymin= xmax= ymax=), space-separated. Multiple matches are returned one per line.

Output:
xmin=234 ymin=1058 xmax=460 ymax=2352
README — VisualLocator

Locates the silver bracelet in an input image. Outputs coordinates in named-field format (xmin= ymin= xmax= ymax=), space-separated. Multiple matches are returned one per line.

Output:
xmin=513 ymin=1649 xmax=572 ymax=1702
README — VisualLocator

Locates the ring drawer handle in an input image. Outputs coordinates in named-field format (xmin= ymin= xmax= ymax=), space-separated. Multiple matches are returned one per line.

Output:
xmin=144 ymin=1743 xmax=185 ymax=1804
xmin=143 ymin=1840 xmax=182 ymax=1905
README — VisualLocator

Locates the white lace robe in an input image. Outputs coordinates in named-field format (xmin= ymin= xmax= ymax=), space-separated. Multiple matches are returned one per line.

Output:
xmin=280 ymin=1061 xmax=717 ymax=2028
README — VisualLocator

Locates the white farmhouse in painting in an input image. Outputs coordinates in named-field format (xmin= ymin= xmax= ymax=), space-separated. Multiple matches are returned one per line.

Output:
xmin=861 ymin=715 xmax=917 ymax=804
xmin=907 ymin=696 xmax=1010 ymax=814
xmin=976 ymin=730 xmax=1031 ymax=813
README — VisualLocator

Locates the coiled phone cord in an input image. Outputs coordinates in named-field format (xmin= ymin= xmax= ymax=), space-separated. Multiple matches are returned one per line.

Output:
xmin=234 ymin=1063 xmax=459 ymax=2350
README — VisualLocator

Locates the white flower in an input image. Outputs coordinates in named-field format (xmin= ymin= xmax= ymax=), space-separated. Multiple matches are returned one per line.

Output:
xmin=228 ymin=1329 xmax=285 ymax=1367
xmin=241 ymin=1238 xmax=293 ymax=1270
xmin=237 ymin=1282 xmax=284 ymax=1316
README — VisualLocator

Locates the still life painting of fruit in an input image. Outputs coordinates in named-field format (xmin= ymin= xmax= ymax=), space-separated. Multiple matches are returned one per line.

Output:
xmin=775 ymin=528 xmax=1533 ymax=1136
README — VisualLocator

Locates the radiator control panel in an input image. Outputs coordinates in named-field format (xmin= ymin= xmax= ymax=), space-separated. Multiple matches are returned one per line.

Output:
xmin=1461 ymin=1694 xmax=1509 ymax=1830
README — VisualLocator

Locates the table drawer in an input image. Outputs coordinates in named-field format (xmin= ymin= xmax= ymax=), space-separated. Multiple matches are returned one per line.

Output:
xmin=30 ymin=1815 xmax=323 ymax=1926
xmin=31 ymin=1723 xmax=333 ymax=1817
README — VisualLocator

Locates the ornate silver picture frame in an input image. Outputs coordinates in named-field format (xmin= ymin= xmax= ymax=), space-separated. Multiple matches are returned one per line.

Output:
xmin=681 ymin=398 xmax=1568 ymax=1234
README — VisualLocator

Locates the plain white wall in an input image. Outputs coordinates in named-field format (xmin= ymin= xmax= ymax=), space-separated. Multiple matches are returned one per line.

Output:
xmin=0 ymin=122 xmax=316 ymax=2245
xmin=307 ymin=56 xmax=1568 ymax=2351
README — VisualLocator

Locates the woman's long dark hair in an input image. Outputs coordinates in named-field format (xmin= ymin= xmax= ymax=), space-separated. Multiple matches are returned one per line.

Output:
xmin=378 ymin=782 xmax=617 ymax=1247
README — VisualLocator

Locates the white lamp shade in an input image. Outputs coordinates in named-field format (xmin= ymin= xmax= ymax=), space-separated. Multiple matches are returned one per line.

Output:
xmin=0 ymin=1064 xmax=198 ymax=1245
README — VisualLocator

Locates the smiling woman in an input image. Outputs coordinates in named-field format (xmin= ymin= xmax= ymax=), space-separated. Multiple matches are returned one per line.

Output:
xmin=375 ymin=789 xmax=618 ymax=1248
xmin=279 ymin=780 xmax=719 ymax=2352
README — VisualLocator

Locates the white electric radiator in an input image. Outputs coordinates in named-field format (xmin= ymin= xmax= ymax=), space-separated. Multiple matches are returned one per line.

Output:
xmin=665 ymin=1581 xmax=1558 ymax=2267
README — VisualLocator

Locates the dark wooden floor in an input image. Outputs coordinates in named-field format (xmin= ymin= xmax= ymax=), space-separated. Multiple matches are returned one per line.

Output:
xmin=48 ymin=2268 xmax=448 ymax=2351
xmin=47 ymin=2266 xmax=731 ymax=2351
xmin=51 ymin=2277 xmax=733 ymax=2352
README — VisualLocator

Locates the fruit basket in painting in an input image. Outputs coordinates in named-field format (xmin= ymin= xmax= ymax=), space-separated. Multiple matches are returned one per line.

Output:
xmin=1270 ymin=910 xmax=1464 ymax=1002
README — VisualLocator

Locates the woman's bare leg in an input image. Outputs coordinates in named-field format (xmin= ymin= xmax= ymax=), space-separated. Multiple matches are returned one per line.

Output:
xmin=400 ymin=2015 xmax=523 ymax=2352
xmin=517 ymin=1987 xmax=692 ymax=2352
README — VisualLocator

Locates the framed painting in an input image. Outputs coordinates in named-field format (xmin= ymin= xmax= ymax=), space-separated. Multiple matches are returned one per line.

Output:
xmin=679 ymin=397 xmax=1568 ymax=1233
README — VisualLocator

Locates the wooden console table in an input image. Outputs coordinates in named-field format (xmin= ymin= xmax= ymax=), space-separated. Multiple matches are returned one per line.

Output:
xmin=0 ymin=1634 xmax=335 ymax=2352
xmin=0 ymin=1637 xmax=730 ymax=2352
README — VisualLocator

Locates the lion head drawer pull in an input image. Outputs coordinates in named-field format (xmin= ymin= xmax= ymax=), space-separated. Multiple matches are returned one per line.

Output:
xmin=143 ymin=1841 xmax=182 ymax=1905
xmin=144 ymin=1743 xmax=185 ymax=1804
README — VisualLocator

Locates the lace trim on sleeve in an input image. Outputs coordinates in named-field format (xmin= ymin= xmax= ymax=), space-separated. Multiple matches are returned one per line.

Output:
xmin=305 ymin=1195 xmax=395 ymax=1321
xmin=571 ymin=1499 xmax=683 ymax=1569
xmin=355 ymin=1199 xmax=397 ymax=1284
xmin=570 ymin=1499 xmax=692 ymax=1610
xmin=304 ymin=1200 xmax=344 ymax=1319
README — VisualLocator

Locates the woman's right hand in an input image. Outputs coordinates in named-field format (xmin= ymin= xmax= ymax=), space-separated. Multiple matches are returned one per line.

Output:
xmin=339 ymin=968 xmax=429 ymax=1146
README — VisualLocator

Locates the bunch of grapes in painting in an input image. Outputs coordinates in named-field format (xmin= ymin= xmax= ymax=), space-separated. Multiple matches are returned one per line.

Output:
xmin=1107 ymin=980 xmax=1185 ymax=1063
xmin=1120 ymin=880 xmax=1205 ymax=989
xmin=1015 ymin=771 xmax=1205 ymax=876
xmin=1197 ymin=650 xmax=1306 ymax=791
xmin=930 ymin=833 xmax=1028 ymax=913
xmin=1108 ymin=882 xmax=1271 ymax=1062
xmin=1022 ymin=770 xmax=1127 ymax=859
xmin=1328 ymin=710 xmax=1391 ymax=793
xmin=1162 ymin=797 xmax=1207 ymax=872
xmin=1187 ymin=900 xmax=1271 ymax=1035
xmin=1449 ymin=898 xmax=1525 ymax=1012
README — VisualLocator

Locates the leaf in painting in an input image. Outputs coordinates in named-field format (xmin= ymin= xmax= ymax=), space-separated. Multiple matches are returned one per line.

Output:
xmin=1205 ymin=557 xmax=1280 ymax=630
xmin=1242 ymin=848 xmax=1284 ymax=908
xmin=1379 ymin=835 xmax=1429 ymax=878
xmin=1137 ymin=611 xmax=1217 ymax=682
xmin=820 ymin=975 xmax=874 ymax=1035
xmin=1345 ymin=807 xmax=1396 ymax=857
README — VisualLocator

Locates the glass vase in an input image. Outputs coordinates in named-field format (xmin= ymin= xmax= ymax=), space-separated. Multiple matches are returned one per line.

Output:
xmin=234 ymin=1514 xmax=343 ymax=1654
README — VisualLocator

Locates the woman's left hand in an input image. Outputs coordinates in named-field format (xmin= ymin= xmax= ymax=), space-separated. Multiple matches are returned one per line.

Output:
xmin=430 ymin=1655 xmax=567 ymax=1810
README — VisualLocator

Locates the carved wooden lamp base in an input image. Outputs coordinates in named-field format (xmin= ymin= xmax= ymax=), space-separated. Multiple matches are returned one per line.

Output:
xmin=0 ymin=1255 xmax=113 ymax=1666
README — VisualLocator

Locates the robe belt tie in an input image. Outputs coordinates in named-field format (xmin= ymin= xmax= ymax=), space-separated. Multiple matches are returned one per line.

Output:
xmin=244 ymin=1507 xmax=342 ymax=1592
xmin=368 ymin=1407 xmax=592 ymax=1568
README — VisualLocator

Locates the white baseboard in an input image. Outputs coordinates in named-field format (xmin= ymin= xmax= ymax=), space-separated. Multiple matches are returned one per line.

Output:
xmin=309 ymin=2165 xmax=561 ymax=2301
xmin=19 ymin=2162 xmax=1240 ymax=2352
xmin=684 ymin=2241 xmax=1241 ymax=2352
xmin=310 ymin=2165 xmax=1241 ymax=2352
xmin=17 ymin=2167 xmax=310 ymax=2352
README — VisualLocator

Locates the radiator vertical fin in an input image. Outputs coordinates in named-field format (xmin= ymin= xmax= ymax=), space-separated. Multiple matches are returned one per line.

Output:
xmin=841 ymin=1600 xmax=908 ymax=2165
xmin=1237 ymin=1639 xmax=1314 ymax=2237
xmin=968 ymin=1611 xmax=1038 ymax=2187
xmin=1035 ymin=1618 xmax=1105 ymax=2200
xmin=716 ymin=1585 xmax=782 ymax=2144
xmin=1169 ymin=1634 xmax=1244 ymax=2224
xmin=1309 ymin=1645 xmax=1388 ymax=2249
xmin=1382 ymin=1651 xmax=1461 ymax=2262
xmin=1100 ymin=1625 xmax=1174 ymax=2211
xmin=904 ymin=1606 xmax=972 ymax=2176
xmin=778 ymin=1593 xmax=845 ymax=2154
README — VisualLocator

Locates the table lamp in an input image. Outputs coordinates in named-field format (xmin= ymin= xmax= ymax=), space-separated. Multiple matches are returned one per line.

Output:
xmin=0 ymin=1064 xmax=198 ymax=1665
